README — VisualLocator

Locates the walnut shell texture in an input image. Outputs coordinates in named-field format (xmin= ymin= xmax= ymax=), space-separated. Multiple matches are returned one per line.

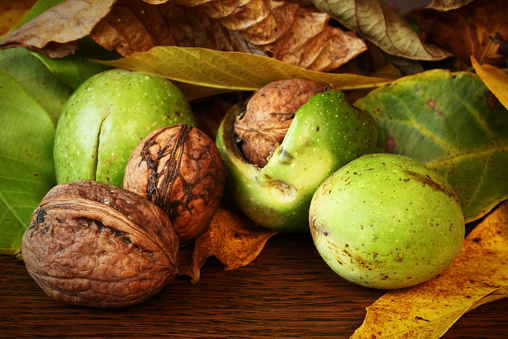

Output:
xmin=22 ymin=180 xmax=179 ymax=308
xmin=234 ymin=78 xmax=325 ymax=167
xmin=123 ymin=124 xmax=227 ymax=245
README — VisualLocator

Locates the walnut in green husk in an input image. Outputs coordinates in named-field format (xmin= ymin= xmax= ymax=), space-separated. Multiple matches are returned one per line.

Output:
xmin=217 ymin=83 xmax=378 ymax=232
xmin=234 ymin=78 xmax=325 ymax=167
xmin=54 ymin=69 xmax=195 ymax=187
xmin=310 ymin=153 xmax=465 ymax=289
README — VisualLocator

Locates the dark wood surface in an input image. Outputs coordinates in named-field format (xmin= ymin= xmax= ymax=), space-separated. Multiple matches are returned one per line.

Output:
xmin=1 ymin=233 xmax=507 ymax=338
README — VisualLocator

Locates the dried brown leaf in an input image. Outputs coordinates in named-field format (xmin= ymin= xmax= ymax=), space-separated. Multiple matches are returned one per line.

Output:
xmin=0 ymin=0 xmax=116 ymax=57
xmin=105 ymin=0 xmax=368 ymax=71
xmin=91 ymin=0 xmax=252 ymax=56
xmin=351 ymin=200 xmax=508 ymax=338
xmin=0 ymin=0 xmax=366 ymax=72
xmin=419 ymin=0 xmax=508 ymax=68
xmin=172 ymin=0 xmax=368 ymax=71
xmin=264 ymin=6 xmax=366 ymax=71
xmin=176 ymin=204 xmax=278 ymax=284
xmin=428 ymin=0 xmax=475 ymax=11
xmin=312 ymin=0 xmax=451 ymax=62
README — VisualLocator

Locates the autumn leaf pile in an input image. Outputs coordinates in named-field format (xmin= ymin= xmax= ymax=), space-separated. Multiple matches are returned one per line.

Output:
xmin=1 ymin=0 xmax=508 ymax=338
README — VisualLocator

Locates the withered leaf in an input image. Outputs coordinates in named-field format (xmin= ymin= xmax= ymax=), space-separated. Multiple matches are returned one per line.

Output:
xmin=98 ymin=0 xmax=367 ymax=71
xmin=177 ymin=204 xmax=277 ymax=284
xmin=90 ymin=0 xmax=251 ymax=57
xmin=312 ymin=0 xmax=451 ymax=61
xmin=428 ymin=0 xmax=475 ymax=11
xmin=351 ymin=200 xmax=508 ymax=339
xmin=472 ymin=56 xmax=508 ymax=110
xmin=0 ymin=0 xmax=116 ymax=58
xmin=419 ymin=0 xmax=508 ymax=68
xmin=262 ymin=5 xmax=366 ymax=71
xmin=1 ymin=0 xmax=367 ymax=72
xmin=174 ymin=0 xmax=368 ymax=71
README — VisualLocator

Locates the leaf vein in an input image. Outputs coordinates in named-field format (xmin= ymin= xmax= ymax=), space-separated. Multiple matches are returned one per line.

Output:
xmin=0 ymin=191 xmax=25 ymax=228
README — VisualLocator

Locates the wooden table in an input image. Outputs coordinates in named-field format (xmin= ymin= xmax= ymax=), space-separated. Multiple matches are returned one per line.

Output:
xmin=1 ymin=233 xmax=507 ymax=338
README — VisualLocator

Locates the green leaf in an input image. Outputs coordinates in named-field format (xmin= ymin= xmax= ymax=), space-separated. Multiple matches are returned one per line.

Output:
xmin=30 ymin=51 xmax=109 ymax=90
xmin=355 ymin=69 xmax=508 ymax=223
xmin=0 ymin=70 xmax=56 ymax=257
xmin=98 ymin=46 xmax=393 ymax=101
xmin=311 ymin=0 xmax=451 ymax=61
xmin=30 ymin=50 xmax=112 ymax=91
xmin=30 ymin=36 xmax=118 ymax=90
xmin=0 ymin=47 xmax=72 ymax=124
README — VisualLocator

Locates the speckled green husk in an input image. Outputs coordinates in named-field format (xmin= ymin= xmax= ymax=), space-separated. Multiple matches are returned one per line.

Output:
xmin=310 ymin=153 xmax=465 ymax=289
xmin=54 ymin=69 xmax=195 ymax=187
xmin=216 ymin=90 xmax=377 ymax=232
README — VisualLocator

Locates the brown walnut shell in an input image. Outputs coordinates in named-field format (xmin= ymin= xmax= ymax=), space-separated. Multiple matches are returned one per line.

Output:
xmin=123 ymin=124 xmax=227 ymax=245
xmin=234 ymin=78 xmax=325 ymax=167
xmin=22 ymin=180 xmax=179 ymax=308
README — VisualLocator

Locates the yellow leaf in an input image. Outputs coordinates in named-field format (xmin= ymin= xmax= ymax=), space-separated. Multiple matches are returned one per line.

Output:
xmin=99 ymin=46 xmax=393 ymax=101
xmin=471 ymin=56 xmax=508 ymax=110
xmin=351 ymin=200 xmax=508 ymax=339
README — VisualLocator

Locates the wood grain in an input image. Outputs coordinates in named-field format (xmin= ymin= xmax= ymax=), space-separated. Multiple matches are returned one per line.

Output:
xmin=1 ymin=233 xmax=507 ymax=338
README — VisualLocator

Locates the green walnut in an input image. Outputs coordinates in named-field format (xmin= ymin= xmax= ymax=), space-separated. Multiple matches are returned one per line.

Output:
xmin=309 ymin=153 xmax=465 ymax=289
xmin=216 ymin=81 xmax=377 ymax=232
xmin=54 ymin=69 xmax=195 ymax=187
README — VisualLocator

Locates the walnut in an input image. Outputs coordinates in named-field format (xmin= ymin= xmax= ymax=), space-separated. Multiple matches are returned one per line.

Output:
xmin=21 ymin=180 xmax=179 ymax=308
xmin=234 ymin=78 xmax=325 ymax=167
xmin=123 ymin=124 xmax=226 ymax=245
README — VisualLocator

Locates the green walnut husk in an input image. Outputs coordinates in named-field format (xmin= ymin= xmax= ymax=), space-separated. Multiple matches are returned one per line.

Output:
xmin=54 ymin=69 xmax=195 ymax=187
xmin=310 ymin=153 xmax=465 ymax=289
xmin=216 ymin=89 xmax=377 ymax=232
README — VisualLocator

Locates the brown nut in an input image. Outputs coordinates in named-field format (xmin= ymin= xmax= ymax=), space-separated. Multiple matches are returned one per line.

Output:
xmin=234 ymin=78 xmax=325 ymax=167
xmin=22 ymin=180 xmax=179 ymax=308
xmin=123 ymin=124 xmax=226 ymax=245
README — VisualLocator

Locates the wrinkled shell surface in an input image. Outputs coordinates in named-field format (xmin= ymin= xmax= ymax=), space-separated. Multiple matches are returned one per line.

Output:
xmin=22 ymin=180 xmax=179 ymax=308
xmin=234 ymin=78 xmax=325 ymax=167
xmin=124 ymin=124 xmax=226 ymax=245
